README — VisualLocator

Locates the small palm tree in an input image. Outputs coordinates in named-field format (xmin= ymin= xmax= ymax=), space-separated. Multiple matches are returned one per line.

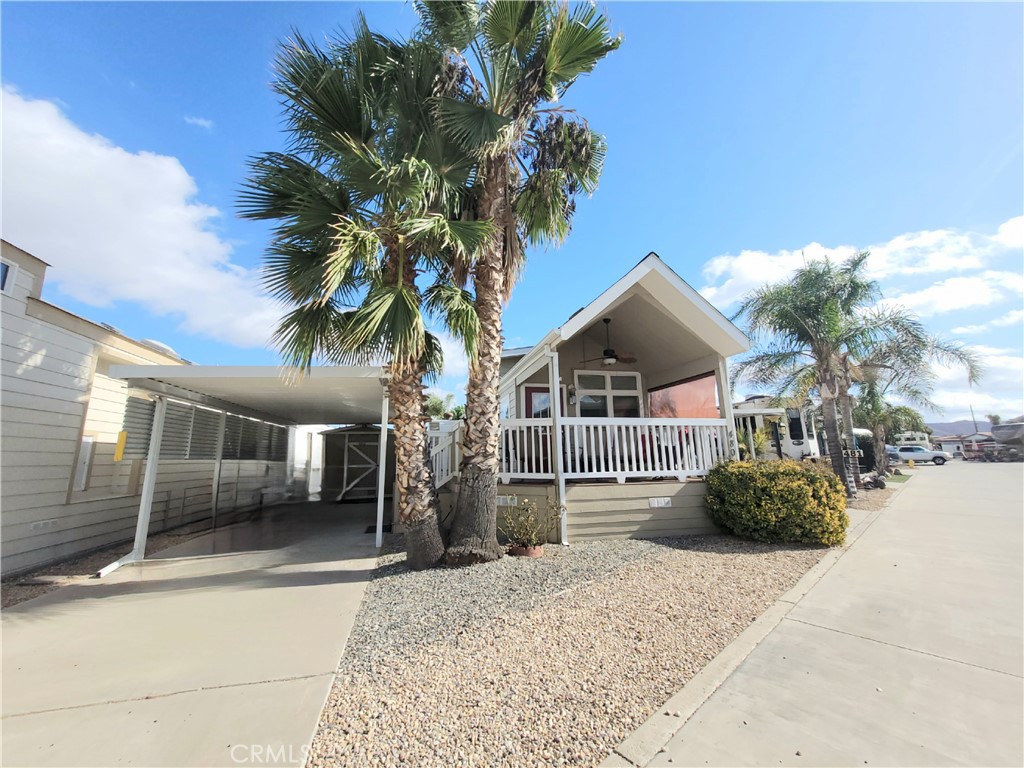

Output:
xmin=734 ymin=254 xmax=876 ymax=491
xmin=987 ymin=413 xmax=1002 ymax=426
xmin=416 ymin=0 xmax=621 ymax=563
xmin=240 ymin=24 xmax=488 ymax=569
xmin=735 ymin=252 xmax=981 ymax=491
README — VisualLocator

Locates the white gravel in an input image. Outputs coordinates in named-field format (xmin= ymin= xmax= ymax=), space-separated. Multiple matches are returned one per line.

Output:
xmin=310 ymin=535 xmax=825 ymax=768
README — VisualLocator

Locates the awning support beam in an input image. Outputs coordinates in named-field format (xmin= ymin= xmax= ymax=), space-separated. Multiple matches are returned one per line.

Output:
xmin=375 ymin=385 xmax=389 ymax=548
xmin=97 ymin=395 xmax=168 ymax=577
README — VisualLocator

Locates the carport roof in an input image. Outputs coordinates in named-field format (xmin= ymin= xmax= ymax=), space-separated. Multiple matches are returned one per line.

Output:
xmin=108 ymin=365 xmax=389 ymax=426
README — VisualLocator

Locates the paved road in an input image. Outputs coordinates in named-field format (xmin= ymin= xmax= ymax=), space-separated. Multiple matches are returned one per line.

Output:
xmin=649 ymin=461 xmax=1023 ymax=767
xmin=2 ymin=502 xmax=377 ymax=767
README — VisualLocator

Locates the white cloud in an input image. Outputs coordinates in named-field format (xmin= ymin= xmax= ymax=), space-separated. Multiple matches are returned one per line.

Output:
xmin=952 ymin=309 xmax=1024 ymax=335
xmin=879 ymin=271 xmax=1024 ymax=317
xmin=1 ymin=87 xmax=280 ymax=348
xmin=700 ymin=217 xmax=1024 ymax=310
xmin=184 ymin=115 xmax=214 ymax=131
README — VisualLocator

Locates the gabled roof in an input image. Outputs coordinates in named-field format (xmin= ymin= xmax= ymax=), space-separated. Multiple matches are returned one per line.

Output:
xmin=501 ymin=252 xmax=749 ymax=386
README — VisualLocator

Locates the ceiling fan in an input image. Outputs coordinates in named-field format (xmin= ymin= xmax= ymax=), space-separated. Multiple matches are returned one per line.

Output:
xmin=581 ymin=318 xmax=637 ymax=366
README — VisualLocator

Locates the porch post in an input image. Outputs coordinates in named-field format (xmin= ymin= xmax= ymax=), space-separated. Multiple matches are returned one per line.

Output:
xmin=547 ymin=346 xmax=569 ymax=545
xmin=132 ymin=395 xmax=168 ymax=560
xmin=210 ymin=410 xmax=227 ymax=529
xmin=375 ymin=383 xmax=390 ymax=548
xmin=715 ymin=356 xmax=740 ymax=460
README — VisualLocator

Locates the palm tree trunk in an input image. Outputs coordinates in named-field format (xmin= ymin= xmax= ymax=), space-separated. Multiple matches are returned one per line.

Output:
xmin=390 ymin=359 xmax=446 ymax=570
xmin=872 ymin=426 xmax=888 ymax=474
xmin=445 ymin=162 xmax=506 ymax=565
xmin=838 ymin=385 xmax=864 ymax=488
xmin=821 ymin=390 xmax=852 ymax=495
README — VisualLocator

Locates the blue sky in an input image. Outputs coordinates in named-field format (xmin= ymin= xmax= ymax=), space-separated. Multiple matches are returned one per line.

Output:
xmin=3 ymin=2 xmax=1022 ymax=420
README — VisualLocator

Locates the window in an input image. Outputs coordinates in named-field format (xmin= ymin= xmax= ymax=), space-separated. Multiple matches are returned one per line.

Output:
xmin=0 ymin=259 xmax=15 ymax=294
xmin=786 ymin=408 xmax=804 ymax=440
xmin=648 ymin=372 xmax=718 ymax=418
xmin=573 ymin=371 xmax=642 ymax=418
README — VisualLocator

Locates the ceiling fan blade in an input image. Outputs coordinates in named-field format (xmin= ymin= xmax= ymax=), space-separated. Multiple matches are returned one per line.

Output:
xmin=618 ymin=355 xmax=638 ymax=364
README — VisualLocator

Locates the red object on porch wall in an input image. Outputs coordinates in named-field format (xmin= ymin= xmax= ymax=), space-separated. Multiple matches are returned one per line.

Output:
xmin=649 ymin=372 xmax=718 ymax=418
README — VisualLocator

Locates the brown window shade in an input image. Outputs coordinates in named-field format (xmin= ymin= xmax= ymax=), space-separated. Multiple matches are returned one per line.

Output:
xmin=648 ymin=372 xmax=719 ymax=418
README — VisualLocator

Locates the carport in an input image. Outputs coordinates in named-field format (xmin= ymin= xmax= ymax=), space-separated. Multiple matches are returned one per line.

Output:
xmin=102 ymin=365 xmax=393 ymax=576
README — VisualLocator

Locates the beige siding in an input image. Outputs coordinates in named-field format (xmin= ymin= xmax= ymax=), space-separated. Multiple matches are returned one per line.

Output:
xmin=1 ymin=245 xmax=290 ymax=577
xmin=493 ymin=479 xmax=718 ymax=542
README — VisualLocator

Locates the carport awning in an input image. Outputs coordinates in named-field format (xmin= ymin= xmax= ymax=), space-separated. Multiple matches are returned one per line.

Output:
xmin=108 ymin=365 xmax=390 ymax=426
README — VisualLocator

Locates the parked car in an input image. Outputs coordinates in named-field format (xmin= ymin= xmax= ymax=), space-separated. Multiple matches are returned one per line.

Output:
xmin=886 ymin=445 xmax=902 ymax=463
xmin=896 ymin=445 xmax=954 ymax=465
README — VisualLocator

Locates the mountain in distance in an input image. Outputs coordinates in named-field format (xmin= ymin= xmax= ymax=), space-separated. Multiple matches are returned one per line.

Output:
xmin=926 ymin=417 xmax=1024 ymax=435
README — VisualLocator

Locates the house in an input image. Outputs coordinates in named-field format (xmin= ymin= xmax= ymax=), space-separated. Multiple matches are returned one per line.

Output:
xmin=0 ymin=240 xmax=296 ymax=577
xmin=479 ymin=252 xmax=750 ymax=541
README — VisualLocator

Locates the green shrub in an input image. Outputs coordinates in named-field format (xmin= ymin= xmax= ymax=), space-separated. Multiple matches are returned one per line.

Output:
xmin=706 ymin=460 xmax=849 ymax=546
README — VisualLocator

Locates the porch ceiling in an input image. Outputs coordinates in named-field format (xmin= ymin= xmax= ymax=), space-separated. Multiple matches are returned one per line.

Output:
xmin=563 ymin=289 xmax=718 ymax=375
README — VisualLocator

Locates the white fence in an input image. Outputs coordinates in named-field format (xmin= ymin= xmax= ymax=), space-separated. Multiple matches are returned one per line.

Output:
xmin=428 ymin=421 xmax=461 ymax=488
xmin=499 ymin=417 xmax=731 ymax=483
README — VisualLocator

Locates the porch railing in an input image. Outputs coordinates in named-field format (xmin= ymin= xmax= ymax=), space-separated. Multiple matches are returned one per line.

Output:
xmin=499 ymin=417 xmax=731 ymax=483
xmin=428 ymin=421 xmax=461 ymax=488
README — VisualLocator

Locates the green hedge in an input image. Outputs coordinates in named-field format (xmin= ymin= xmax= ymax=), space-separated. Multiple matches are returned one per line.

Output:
xmin=706 ymin=460 xmax=849 ymax=547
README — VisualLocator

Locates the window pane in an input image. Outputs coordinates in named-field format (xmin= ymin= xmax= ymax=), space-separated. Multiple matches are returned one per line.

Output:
xmin=0 ymin=262 xmax=9 ymax=291
xmin=579 ymin=394 xmax=607 ymax=417
xmin=648 ymin=373 xmax=718 ymax=418
xmin=577 ymin=374 xmax=605 ymax=390
xmin=613 ymin=396 xmax=641 ymax=418
xmin=610 ymin=375 xmax=638 ymax=391
xmin=529 ymin=391 xmax=551 ymax=419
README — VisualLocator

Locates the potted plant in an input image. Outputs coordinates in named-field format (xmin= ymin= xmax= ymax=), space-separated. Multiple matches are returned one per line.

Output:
xmin=501 ymin=500 xmax=564 ymax=558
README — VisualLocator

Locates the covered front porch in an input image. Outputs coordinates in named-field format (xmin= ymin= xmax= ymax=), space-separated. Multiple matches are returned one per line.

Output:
xmin=496 ymin=254 xmax=749 ymax=500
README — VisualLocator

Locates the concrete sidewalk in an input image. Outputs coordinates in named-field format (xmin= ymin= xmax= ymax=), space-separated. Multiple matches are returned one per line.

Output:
xmin=2 ymin=502 xmax=378 ymax=767
xmin=607 ymin=462 xmax=1024 ymax=767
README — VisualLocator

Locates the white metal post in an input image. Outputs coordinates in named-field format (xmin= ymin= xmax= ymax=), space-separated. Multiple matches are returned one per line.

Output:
xmin=131 ymin=396 xmax=167 ymax=560
xmin=375 ymin=385 xmax=390 ymax=548
xmin=715 ymin=356 xmax=740 ymax=460
xmin=210 ymin=410 xmax=227 ymax=529
xmin=547 ymin=347 xmax=568 ymax=545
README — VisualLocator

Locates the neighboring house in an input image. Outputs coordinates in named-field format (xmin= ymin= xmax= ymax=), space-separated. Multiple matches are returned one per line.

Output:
xmin=478 ymin=253 xmax=750 ymax=541
xmin=0 ymin=241 xmax=293 ymax=577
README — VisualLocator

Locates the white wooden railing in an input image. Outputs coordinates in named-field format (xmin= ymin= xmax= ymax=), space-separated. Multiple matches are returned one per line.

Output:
xmin=499 ymin=417 xmax=731 ymax=483
xmin=428 ymin=421 xmax=461 ymax=488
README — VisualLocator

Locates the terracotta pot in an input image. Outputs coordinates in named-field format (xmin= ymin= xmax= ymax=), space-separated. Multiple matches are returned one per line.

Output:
xmin=508 ymin=544 xmax=544 ymax=558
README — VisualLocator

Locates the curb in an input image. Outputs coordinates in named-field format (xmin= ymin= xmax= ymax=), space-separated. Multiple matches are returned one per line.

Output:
xmin=600 ymin=481 xmax=909 ymax=768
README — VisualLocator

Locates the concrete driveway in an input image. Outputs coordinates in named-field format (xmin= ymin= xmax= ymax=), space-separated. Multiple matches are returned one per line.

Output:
xmin=2 ymin=502 xmax=379 ymax=767
xmin=645 ymin=461 xmax=1024 ymax=766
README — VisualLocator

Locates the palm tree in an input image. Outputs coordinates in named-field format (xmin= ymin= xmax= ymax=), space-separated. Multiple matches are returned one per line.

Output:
xmin=240 ymin=24 xmax=488 ymax=569
xmin=735 ymin=253 xmax=982 ymax=491
xmin=416 ymin=0 xmax=621 ymax=563
xmin=426 ymin=392 xmax=456 ymax=419
xmin=987 ymin=413 xmax=1002 ymax=426
xmin=733 ymin=254 xmax=877 ymax=492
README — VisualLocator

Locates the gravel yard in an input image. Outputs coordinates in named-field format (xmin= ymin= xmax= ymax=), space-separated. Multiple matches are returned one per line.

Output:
xmin=310 ymin=535 xmax=827 ymax=768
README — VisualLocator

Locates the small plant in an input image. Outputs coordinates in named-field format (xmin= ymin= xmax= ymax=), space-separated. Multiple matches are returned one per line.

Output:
xmin=500 ymin=499 xmax=564 ymax=550
xmin=738 ymin=427 xmax=771 ymax=459
xmin=706 ymin=459 xmax=849 ymax=546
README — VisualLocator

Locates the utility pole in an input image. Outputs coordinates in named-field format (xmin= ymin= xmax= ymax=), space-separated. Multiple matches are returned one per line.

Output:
xmin=970 ymin=404 xmax=978 ymax=433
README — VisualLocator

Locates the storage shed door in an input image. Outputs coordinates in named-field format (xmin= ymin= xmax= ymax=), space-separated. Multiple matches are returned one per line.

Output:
xmin=341 ymin=434 xmax=380 ymax=500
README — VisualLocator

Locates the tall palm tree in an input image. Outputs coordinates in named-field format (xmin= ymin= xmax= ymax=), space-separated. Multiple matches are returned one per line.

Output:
xmin=416 ymin=0 xmax=621 ymax=563
xmin=734 ymin=254 xmax=877 ymax=491
xmin=240 ymin=24 xmax=488 ymax=569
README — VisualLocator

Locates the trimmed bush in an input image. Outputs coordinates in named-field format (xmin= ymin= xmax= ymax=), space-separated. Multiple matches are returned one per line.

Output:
xmin=706 ymin=460 xmax=849 ymax=546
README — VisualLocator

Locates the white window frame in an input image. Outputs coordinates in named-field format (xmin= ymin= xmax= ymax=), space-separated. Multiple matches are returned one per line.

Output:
xmin=572 ymin=370 xmax=644 ymax=418
xmin=73 ymin=435 xmax=96 ymax=492
xmin=0 ymin=258 xmax=18 ymax=295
